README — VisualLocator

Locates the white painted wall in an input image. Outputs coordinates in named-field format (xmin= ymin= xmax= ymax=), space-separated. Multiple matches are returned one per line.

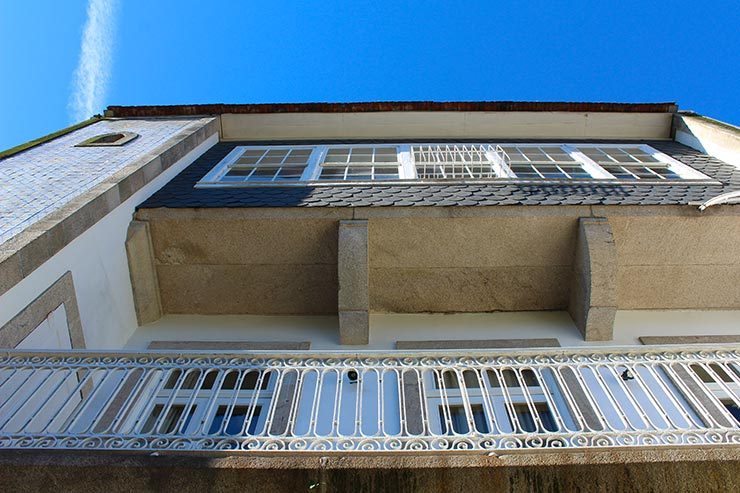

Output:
xmin=124 ymin=310 xmax=740 ymax=351
xmin=0 ymin=133 xmax=218 ymax=350
xmin=675 ymin=115 xmax=740 ymax=169
xmin=16 ymin=304 xmax=71 ymax=350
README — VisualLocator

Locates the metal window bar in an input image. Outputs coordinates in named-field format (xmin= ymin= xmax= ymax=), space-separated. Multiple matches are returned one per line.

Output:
xmin=0 ymin=348 xmax=738 ymax=453
xmin=412 ymin=145 xmax=509 ymax=180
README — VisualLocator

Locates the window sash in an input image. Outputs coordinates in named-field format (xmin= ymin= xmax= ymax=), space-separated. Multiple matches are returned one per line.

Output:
xmin=196 ymin=143 xmax=713 ymax=186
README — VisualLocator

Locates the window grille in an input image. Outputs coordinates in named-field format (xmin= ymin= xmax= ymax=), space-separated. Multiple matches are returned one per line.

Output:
xmin=412 ymin=144 xmax=509 ymax=180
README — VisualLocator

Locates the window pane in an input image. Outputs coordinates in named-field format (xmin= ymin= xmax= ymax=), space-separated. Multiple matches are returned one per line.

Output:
xmin=513 ymin=404 xmax=537 ymax=432
xmin=722 ymin=400 xmax=740 ymax=424
xmin=445 ymin=405 xmax=470 ymax=434
xmin=324 ymin=149 xmax=349 ymax=163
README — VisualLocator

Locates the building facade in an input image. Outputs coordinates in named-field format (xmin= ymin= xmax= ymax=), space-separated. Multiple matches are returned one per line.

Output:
xmin=0 ymin=102 xmax=739 ymax=491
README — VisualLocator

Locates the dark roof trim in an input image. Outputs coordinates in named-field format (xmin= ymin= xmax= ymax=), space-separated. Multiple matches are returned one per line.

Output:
xmin=106 ymin=101 xmax=678 ymax=118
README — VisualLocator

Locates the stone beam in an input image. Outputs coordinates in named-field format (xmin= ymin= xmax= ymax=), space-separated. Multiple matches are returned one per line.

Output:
xmin=338 ymin=220 xmax=369 ymax=345
xmin=568 ymin=217 xmax=617 ymax=341
xmin=125 ymin=220 xmax=162 ymax=325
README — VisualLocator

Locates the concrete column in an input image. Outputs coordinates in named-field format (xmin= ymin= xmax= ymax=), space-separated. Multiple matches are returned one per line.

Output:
xmin=125 ymin=220 xmax=162 ymax=325
xmin=568 ymin=217 xmax=617 ymax=341
xmin=338 ymin=220 xmax=369 ymax=345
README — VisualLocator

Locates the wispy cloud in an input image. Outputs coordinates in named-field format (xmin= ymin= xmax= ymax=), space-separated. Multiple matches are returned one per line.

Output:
xmin=69 ymin=0 xmax=119 ymax=122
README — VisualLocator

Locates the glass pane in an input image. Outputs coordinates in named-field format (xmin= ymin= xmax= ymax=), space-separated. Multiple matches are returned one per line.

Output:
xmin=462 ymin=370 xmax=480 ymax=388
xmin=691 ymin=364 xmax=714 ymax=383
xmin=535 ymin=403 xmax=558 ymax=432
xmin=226 ymin=169 xmax=253 ymax=177
xmin=448 ymin=405 xmax=470 ymax=434
xmin=471 ymin=404 xmax=489 ymax=433
xmin=261 ymin=149 xmax=289 ymax=164
xmin=651 ymin=167 xmax=681 ymax=180
xmin=319 ymin=167 xmax=347 ymax=180
xmin=722 ymin=401 xmax=740 ymax=424
xmin=324 ymin=149 xmax=350 ymax=163
xmin=375 ymin=147 xmax=398 ymax=162
xmin=560 ymin=166 xmax=591 ymax=179
xmin=514 ymin=404 xmax=536 ymax=432
xmin=603 ymin=165 xmax=634 ymax=179
xmin=612 ymin=149 xmax=640 ymax=163
xmin=521 ymin=369 xmax=539 ymax=387
xmin=373 ymin=166 xmax=399 ymax=180
xmin=276 ymin=166 xmax=305 ymax=179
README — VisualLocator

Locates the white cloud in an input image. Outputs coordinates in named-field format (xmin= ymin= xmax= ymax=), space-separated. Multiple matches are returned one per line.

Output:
xmin=69 ymin=0 xmax=119 ymax=122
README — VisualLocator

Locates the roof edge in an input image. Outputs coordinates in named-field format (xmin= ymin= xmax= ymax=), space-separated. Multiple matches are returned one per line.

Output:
xmin=0 ymin=116 xmax=102 ymax=160
xmin=106 ymin=101 xmax=679 ymax=118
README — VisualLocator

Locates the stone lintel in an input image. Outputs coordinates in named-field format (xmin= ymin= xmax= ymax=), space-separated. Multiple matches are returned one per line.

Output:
xmin=338 ymin=220 xmax=369 ymax=345
xmin=126 ymin=221 xmax=162 ymax=325
xmin=568 ymin=217 xmax=617 ymax=341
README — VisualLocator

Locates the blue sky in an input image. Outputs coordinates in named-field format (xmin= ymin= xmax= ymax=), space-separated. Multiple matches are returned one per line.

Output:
xmin=1 ymin=0 xmax=738 ymax=151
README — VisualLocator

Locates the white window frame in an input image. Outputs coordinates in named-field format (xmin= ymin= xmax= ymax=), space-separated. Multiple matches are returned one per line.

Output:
xmin=572 ymin=144 xmax=711 ymax=181
xmin=196 ymin=143 xmax=716 ymax=187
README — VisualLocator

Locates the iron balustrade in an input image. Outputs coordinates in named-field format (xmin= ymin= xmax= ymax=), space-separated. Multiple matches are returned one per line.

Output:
xmin=0 ymin=347 xmax=738 ymax=453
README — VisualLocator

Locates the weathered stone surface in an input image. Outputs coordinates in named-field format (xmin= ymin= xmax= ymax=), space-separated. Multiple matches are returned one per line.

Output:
xmin=396 ymin=338 xmax=561 ymax=349
xmin=338 ymin=220 xmax=369 ymax=311
xmin=126 ymin=221 xmax=162 ymax=325
xmin=369 ymin=216 xmax=578 ymax=268
xmin=568 ymin=218 xmax=617 ymax=341
xmin=617 ymin=264 xmax=740 ymax=309
xmin=148 ymin=218 xmax=339 ymax=266
xmin=0 ymin=449 xmax=738 ymax=493
xmin=157 ymin=264 xmax=337 ymax=315
xmin=0 ymin=271 xmax=84 ymax=349
xmin=339 ymin=310 xmax=369 ymax=345
xmin=370 ymin=266 xmax=571 ymax=312
xmin=639 ymin=335 xmax=740 ymax=345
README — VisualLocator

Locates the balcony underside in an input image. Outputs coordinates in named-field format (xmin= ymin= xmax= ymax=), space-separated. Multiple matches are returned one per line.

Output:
xmin=1 ymin=345 xmax=738 ymax=454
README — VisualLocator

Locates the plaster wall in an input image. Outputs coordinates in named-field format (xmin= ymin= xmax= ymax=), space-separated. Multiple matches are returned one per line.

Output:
xmin=0 ymin=134 xmax=218 ymax=349
xmin=15 ymin=304 xmax=71 ymax=350
xmin=675 ymin=114 xmax=740 ymax=168
xmin=124 ymin=310 xmax=740 ymax=351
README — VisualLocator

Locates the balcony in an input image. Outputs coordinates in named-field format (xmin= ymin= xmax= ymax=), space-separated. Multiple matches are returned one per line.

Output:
xmin=0 ymin=346 xmax=738 ymax=454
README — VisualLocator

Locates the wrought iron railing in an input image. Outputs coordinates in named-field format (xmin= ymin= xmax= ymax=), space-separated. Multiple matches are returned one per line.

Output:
xmin=0 ymin=347 xmax=738 ymax=453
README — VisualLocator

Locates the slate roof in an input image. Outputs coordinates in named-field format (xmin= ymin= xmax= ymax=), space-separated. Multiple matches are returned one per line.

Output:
xmin=140 ymin=141 xmax=740 ymax=209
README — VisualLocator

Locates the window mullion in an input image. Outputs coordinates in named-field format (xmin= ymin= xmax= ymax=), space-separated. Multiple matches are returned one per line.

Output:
xmin=398 ymin=145 xmax=416 ymax=179
xmin=300 ymin=146 xmax=326 ymax=181
xmin=562 ymin=144 xmax=615 ymax=179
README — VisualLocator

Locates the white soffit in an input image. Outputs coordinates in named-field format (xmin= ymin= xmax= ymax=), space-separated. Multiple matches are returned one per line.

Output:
xmin=220 ymin=111 xmax=674 ymax=141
